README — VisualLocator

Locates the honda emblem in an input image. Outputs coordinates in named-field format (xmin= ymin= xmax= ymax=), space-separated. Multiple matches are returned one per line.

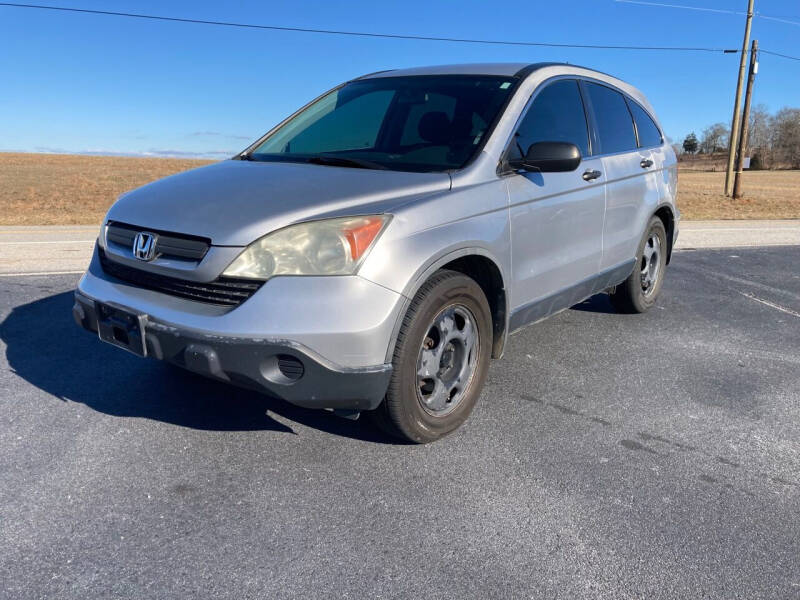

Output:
xmin=133 ymin=232 xmax=158 ymax=261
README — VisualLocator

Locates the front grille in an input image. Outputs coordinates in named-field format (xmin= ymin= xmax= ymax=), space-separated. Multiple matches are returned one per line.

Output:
xmin=106 ymin=221 xmax=210 ymax=261
xmin=99 ymin=248 xmax=263 ymax=307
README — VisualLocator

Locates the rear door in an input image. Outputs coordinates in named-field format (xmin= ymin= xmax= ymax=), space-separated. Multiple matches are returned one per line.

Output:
xmin=582 ymin=81 xmax=661 ymax=273
xmin=627 ymin=96 xmax=673 ymax=211
xmin=504 ymin=79 xmax=605 ymax=329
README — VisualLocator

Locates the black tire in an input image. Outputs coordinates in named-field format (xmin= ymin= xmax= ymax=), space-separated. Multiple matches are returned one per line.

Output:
xmin=610 ymin=216 xmax=668 ymax=314
xmin=370 ymin=269 xmax=493 ymax=443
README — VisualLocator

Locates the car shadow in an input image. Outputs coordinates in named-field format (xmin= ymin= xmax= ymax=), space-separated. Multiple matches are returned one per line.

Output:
xmin=0 ymin=291 xmax=403 ymax=444
xmin=570 ymin=293 xmax=618 ymax=314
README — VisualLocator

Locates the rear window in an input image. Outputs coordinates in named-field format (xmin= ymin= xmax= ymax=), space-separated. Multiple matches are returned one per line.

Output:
xmin=584 ymin=82 xmax=637 ymax=155
xmin=627 ymin=99 xmax=662 ymax=148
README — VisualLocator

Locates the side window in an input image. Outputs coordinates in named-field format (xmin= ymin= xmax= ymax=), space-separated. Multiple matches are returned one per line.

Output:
xmin=510 ymin=79 xmax=590 ymax=160
xmin=627 ymin=99 xmax=662 ymax=148
xmin=584 ymin=82 xmax=637 ymax=155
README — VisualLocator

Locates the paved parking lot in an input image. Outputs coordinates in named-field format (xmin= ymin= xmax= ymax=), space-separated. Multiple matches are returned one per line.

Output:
xmin=1 ymin=246 xmax=799 ymax=599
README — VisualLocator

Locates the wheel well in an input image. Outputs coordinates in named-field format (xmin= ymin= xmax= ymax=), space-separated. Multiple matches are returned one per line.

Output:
xmin=654 ymin=206 xmax=675 ymax=264
xmin=441 ymin=255 xmax=506 ymax=359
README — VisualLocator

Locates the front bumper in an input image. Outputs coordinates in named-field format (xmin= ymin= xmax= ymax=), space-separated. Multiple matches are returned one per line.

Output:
xmin=73 ymin=244 xmax=403 ymax=410
xmin=73 ymin=290 xmax=392 ymax=410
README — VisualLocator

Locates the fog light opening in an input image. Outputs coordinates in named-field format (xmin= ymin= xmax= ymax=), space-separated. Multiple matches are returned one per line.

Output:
xmin=260 ymin=354 xmax=305 ymax=385
xmin=277 ymin=355 xmax=304 ymax=380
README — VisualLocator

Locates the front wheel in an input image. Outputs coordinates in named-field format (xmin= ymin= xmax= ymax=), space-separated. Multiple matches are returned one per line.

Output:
xmin=610 ymin=216 xmax=668 ymax=314
xmin=371 ymin=270 xmax=492 ymax=443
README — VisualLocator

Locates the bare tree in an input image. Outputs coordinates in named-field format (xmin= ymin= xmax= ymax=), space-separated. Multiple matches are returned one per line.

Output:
xmin=700 ymin=123 xmax=729 ymax=154
xmin=771 ymin=108 xmax=800 ymax=168
xmin=747 ymin=103 xmax=770 ymax=151
xmin=686 ymin=106 xmax=800 ymax=169
xmin=743 ymin=104 xmax=771 ymax=168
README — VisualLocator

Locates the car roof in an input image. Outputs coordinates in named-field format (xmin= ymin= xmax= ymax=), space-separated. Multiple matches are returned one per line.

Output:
xmin=357 ymin=62 xmax=610 ymax=80
xmin=356 ymin=62 xmax=652 ymax=118
xmin=358 ymin=63 xmax=533 ymax=78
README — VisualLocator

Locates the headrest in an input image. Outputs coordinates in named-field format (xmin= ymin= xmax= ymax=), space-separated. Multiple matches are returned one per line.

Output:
xmin=418 ymin=111 xmax=452 ymax=145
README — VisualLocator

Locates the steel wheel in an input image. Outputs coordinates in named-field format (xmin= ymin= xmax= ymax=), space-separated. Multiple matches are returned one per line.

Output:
xmin=371 ymin=269 xmax=492 ymax=443
xmin=610 ymin=216 xmax=668 ymax=314
xmin=640 ymin=232 xmax=662 ymax=296
xmin=416 ymin=304 xmax=479 ymax=417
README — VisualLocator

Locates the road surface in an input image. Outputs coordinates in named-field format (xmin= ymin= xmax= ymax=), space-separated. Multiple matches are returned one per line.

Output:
xmin=1 ymin=246 xmax=798 ymax=598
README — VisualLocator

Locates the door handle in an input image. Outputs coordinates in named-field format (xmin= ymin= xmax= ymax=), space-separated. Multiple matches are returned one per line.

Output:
xmin=582 ymin=169 xmax=602 ymax=181
xmin=640 ymin=158 xmax=654 ymax=168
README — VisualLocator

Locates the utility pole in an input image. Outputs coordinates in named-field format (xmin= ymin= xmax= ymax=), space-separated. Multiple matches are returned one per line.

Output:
xmin=724 ymin=0 xmax=755 ymax=197
xmin=733 ymin=39 xmax=758 ymax=199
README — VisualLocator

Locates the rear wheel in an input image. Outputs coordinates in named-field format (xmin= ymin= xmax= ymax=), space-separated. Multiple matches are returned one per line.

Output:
xmin=371 ymin=270 xmax=492 ymax=443
xmin=610 ymin=216 xmax=668 ymax=313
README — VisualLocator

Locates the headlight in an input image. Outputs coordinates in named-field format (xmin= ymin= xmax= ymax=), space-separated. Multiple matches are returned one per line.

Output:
xmin=223 ymin=215 xmax=391 ymax=280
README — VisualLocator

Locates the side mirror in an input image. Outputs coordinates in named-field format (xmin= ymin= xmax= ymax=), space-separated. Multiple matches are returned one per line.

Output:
xmin=512 ymin=141 xmax=582 ymax=172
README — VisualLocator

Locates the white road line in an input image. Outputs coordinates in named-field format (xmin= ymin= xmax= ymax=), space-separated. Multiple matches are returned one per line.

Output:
xmin=0 ymin=240 xmax=96 ymax=245
xmin=0 ymin=270 xmax=85 ymax=277
xmin=0 ymin=229 xmax=98 ymax=234
xmin=739 ymin=292 xmax=800 ymax=318
xmin=675 ymin=243 xmax=800 ymax=249
xmin=685 ymin=227 xmax=800 ymax=232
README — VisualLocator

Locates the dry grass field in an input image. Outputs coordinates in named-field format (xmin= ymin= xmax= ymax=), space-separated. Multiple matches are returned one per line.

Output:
xmin=0 ymin=153 xmax=214 ymax=225
xmin=1 ymin=152 xmax=798 ymax=224
xmin=677 ymin=170 xmax=800 ymax=220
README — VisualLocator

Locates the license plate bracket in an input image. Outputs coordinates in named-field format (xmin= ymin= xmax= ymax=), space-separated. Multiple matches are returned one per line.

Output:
xmin=96 ymin=302 xmax=148 ymax=357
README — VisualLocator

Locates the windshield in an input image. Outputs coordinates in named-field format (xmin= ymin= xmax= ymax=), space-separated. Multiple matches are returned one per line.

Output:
xmin=247 ymin=75 xmax=516 ymax=172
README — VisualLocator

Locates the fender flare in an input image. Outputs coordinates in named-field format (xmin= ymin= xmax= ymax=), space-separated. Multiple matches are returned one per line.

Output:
xmin=382 ymin=246 xmax=510 ymax=363
xmin=653 ymin=203 xmax=677 ymax=264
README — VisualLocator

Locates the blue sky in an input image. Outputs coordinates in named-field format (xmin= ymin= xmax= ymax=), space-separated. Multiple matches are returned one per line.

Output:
xmin=1 ymin=0 xmax=798 ymax=157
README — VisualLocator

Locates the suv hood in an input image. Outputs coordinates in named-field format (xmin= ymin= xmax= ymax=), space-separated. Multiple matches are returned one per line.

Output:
xmin=106 ymin=160 xmax=451 ymax=246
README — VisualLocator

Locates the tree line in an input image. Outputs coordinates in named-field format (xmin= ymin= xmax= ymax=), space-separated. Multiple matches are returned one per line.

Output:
xmin=679 ymin=105 xmax=800 ymax=169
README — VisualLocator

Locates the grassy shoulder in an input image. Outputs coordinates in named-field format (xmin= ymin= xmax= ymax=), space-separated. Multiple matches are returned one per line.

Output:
xmin=1 ymin=152 xmax=799 ymax=224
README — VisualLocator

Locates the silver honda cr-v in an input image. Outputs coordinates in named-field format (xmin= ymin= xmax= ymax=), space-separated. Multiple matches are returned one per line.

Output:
xmin=74 ymin=62 xmax=678 ymax=443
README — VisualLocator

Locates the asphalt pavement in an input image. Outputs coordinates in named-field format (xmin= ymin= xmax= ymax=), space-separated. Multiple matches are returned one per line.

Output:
xmin=1 ymin=247 xmax=799 ymax=599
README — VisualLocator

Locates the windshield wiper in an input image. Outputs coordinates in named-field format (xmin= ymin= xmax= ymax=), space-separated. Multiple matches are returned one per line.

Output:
xmin=306 ymin=155 xmax=388 ymax=170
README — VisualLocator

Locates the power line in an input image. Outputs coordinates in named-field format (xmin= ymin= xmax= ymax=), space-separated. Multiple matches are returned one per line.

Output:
xmin=759 ymin=13 xmax=800 ymax=20
xmin=761 ymin=49 xmax=800 ymax=62
xmin=614 ymin=0 xmax=800 ymax=64
xmin=758 ymin=14 xmax=800 ymax=27
xmin=615 ymin=0 xmax=800 ymax=25
xmin=0 ymin=2 xmax=738 ymax=53
xmin=615 ymin=1 xmax=745 ymax=16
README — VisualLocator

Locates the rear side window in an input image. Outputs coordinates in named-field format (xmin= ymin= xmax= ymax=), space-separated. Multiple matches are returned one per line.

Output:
xmin=627 ymin=100 xmax=662 ymax=148
xmin=584 ymin=82 xmax=637 ymax=155
xmin=510 ymin=79 xmax=590 ymax=160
